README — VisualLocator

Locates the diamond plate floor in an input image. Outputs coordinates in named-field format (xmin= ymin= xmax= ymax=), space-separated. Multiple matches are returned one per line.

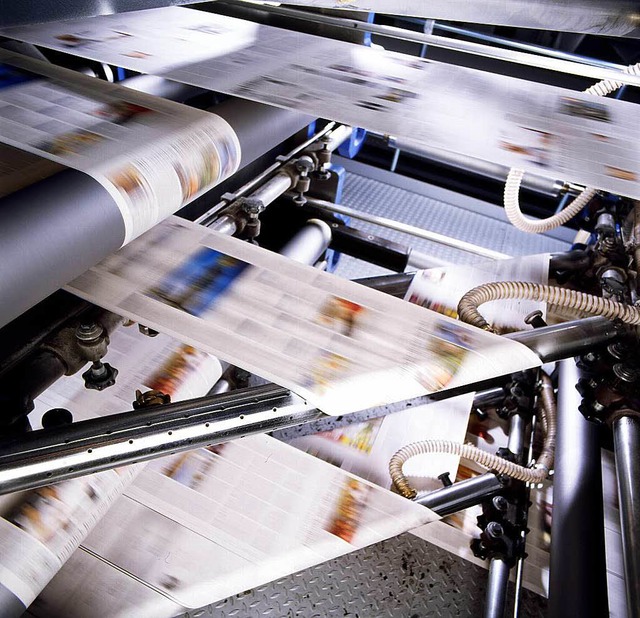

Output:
xmin=179 ymin=533 xmax=547 ymax=618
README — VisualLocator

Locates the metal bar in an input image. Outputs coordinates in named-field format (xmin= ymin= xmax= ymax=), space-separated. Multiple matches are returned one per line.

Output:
xmin=0 ymin=385 xmax=324 ymax=495
xmin=195 ymin=122 xmax=336 ymax=226
xmin=485 ymin=558 xmax=510 ymax=618
xmin=416 ymin=472 xmax=505 ymax=516
xmin=432 ymin=23 xmax=627 ymax=71
xmin=249 ymin=172 xmax=294 ymax=208
xmin=385 ymin=137 xmax=563 ymax=197
xmin=613 ymin=414 xmax=640 ymax=615
xmin=506 ymin=316 xmax=622 ymax=363
xmin=298 ymin=195 xmax=510 ymax=260
xmin=220 ymin=1 xmax=640 ymax=88
xmin=548 ymin=359 xmax=608 ymax=617
xmin=279 ymin=219 xmax=332 ymax=265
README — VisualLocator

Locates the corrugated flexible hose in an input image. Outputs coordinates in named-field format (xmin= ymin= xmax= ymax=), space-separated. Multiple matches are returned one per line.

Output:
xmin=389 ymin=375 xmax=556 ymax=499
xmin=504 ymin=63 xmax=640 ymax=233
xmin=456 ymin=281 xmax=640 ymax=332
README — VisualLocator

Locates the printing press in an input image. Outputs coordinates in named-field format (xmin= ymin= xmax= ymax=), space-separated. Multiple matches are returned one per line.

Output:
xmin=0 ymin=2 xmax=639 ymax=617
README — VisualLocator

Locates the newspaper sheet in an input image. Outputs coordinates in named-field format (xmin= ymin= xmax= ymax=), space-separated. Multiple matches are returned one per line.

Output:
xmin=273 ymin=1 xmax=640 ymax=37
xmin=31 ymin=434 xmax=435 ymax=616
xmin=65 ymin=215 xmax=541 ymax=416
xmin=288 ymin=394 xmax=474 ymax=493
xmin=0 ymin=327 xmax=223 ymax=612
xmin=0 ymin=51 xmax=241 ymax=243
xmin=283 ymin=254 xmax=550 ymax=593
xmin=4 ymin=8 xmax=640 ymax=199
xmin=406 ymin=254 xmax=550 ymax=333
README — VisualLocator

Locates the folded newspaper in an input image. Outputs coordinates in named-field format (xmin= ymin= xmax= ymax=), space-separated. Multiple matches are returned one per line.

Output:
xmin=4 ymin=8 xmax=640 ymax=198
xmin=65 ymin=215 xmax=541 ymax=416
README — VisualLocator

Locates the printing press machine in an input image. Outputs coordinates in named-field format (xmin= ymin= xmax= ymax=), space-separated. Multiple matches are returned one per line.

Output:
xmin=0 ymin=2 xmax=639 ymax=616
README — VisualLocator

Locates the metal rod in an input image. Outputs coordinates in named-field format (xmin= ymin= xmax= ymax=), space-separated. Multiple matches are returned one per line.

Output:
xmin=298 ymin=195 xmax=509 ymax=260
xmin=220 ymin=0 xmax=640 ymax=88
xmin=613 ymin=414 xmax=640 ymax=615
xmin=432 ymin=23 xmax=626 ymax=71
xmin=279 ymin=219 xmax=332 ymax=265
xmin=0 ymin=385 xmax=324 ymax=495
xmin=249 ymin=172 xmax=294 ymax=208
xmin=195 ymin=122 xmax=336 ymax=226
xmin=416 ymin=472 xmax=505 ymax=516
xmin=507 ymin=414 xmax=526 ymax=462
xmin=506 ymin=316 xmax=622 ymax=363
xmin=485 ymin=558 xmax=510 ymax=618
xmin=548 ymin=359 xmax=608 ymax=617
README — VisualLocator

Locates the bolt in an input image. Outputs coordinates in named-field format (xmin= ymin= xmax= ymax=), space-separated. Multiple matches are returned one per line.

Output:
xmin=295 ymin=155 xmax=315 ymax=176
xmin=492 ymin=496 xmax=508 ymax=512
xmin=524 ymin=310 xmax=547 ymax=329
xmin=75 ymin=322 xmax=103 ymax=343
xmin=613 ymin=363 xmax=640 ymax=383
xmin=486 ymin=522 xmax=504 ymax=538
xmin=438 ymin=472 xmax=453 ymax=487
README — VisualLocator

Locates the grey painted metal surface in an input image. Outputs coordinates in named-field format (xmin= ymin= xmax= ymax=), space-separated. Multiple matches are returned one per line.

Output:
xmin=178 ymin=533 xmax=547 ymax=618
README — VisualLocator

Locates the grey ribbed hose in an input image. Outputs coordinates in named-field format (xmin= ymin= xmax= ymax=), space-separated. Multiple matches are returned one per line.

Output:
xmin=389 ymin=374 xmax=556 ymax=499
xmin=456 ymin=281 xmax=640 ymax=332
xmin=504 ymin=63 xmax=640 ymax=233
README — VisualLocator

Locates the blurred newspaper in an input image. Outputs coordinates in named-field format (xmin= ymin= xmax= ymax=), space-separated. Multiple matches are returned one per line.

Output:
xmin=0 ymin=327 xmax=223 ymax=614
xmin=4 ymin=8 xmax=640 ymax=198
xmin=66 ymin=216 xmax=541 ymax=416
xmin=0 ymin=51 xmax=240 ymax=242
xmin=405 ymin=253 xmax=550 ymax=332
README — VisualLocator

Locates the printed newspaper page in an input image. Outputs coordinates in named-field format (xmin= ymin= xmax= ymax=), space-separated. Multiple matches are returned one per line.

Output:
xmin=0 ymin=327 xmax=223 ymax=613
xmin=4 ymin=7 xmax=640 ymax=198
xmin=32 ymin=434 xmax=435 ymax=616
xmin=405 ymin=254 xmax=550 ymax=333
xmin=65 ymin=215 xmax=541 ymax=416
xmin=0 ymin=51 xmax=241 ymax=243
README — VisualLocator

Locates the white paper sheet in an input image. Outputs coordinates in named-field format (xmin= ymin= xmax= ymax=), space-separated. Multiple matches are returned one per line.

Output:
xmin=4 ymin=8 xmax=640 ymax=198
xmin=0 ymin=51 xmax=241 ymax=243
xmin=406 ymin=254 xmax=550 ymax=333
xmin=0 ymin=328 xmax=223 ymax=610
xmin=65 ymin=215 xmax=541 ymax=416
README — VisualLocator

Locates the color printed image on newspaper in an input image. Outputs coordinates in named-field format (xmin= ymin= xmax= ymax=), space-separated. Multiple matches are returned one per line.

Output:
xmin=0 ymin=327 xmax=223 ymax=611
xmin=65 ymin=216 xmax=541 ymax=416
xmin=0 ymin=51 xmax=241 ymax=242
xmin=405 ymin=254 xmax=550 ymax=333
xmin=4 ymin=8 xmax=640 ymax=198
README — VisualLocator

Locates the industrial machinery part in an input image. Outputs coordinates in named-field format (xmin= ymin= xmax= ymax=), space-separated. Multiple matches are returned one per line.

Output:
xmin=548 ymin=359 xmax=609 ymax=617
xmin=458 ymin=281 xmax=640 ymax=332
xmin=0 ymin=96 xmax=312 ymax=330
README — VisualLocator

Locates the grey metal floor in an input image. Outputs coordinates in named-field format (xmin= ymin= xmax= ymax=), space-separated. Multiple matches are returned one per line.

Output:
xmin=180 ymin=162 xmax=558 ymax=618
xmin=181 ymin=534 xmax=547 ymax=618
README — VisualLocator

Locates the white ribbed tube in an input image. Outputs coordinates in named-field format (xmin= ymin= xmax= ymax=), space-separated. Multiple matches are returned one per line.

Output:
xmin=504 ymin=63 xmax=640 ymax=233
xmin=456 ymin=281 xmax=640 ymax=332
xmin=389 ymin=373 xmax=557 ymax=499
